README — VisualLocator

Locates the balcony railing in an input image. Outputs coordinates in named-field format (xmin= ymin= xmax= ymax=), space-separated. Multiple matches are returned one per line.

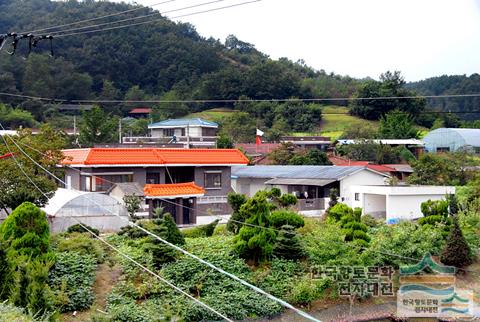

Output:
xmin=295 ymin=198 xmax=326 ymax=211
xmin=122 ymin=136 xmax=218 ymax=144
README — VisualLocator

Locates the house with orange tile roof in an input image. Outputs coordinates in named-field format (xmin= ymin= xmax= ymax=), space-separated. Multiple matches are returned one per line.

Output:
xmin=61 ymin=148 xmax=249 ymax=225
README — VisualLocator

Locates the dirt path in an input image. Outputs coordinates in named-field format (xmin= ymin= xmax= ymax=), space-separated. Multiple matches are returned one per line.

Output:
xmin=60 ymin=263 xmax=122 ymax=322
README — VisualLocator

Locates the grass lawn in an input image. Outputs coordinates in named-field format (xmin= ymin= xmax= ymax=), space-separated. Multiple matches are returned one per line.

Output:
xmin=184 ymin=108 xmax=234 ymax=123
xmin=319 ymin=106 xmax=379 ymax=140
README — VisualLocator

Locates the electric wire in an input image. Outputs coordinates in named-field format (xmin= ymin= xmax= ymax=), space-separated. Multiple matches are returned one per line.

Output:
xmin=0 ymin=130 xmax=233 ymax=322
xmin=45 ymin=0 xmax=231 ymax=36
xmin=1 ymin=129 xmax=322 ymax=322
xmin=1 ymin=91 xmax=480 ymax=113
xmin=54 ymin=0 xmax=262 ymax=38
xmin=20 ymin=0 xmax=177 ymax=34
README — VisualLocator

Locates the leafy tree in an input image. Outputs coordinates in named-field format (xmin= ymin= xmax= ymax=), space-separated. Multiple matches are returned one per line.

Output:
xmin=268 ymin=142 xmax=296 ymax=165
xmin=273 ymin=225 xmax=304 ymax=260
xmin=79 ymin=106 xmax=118 ymax=146
xmin=269 ymin=210 xmax=304 ymax=229
xmin=0 ymin=241 xmax=11 ymax=300
xmin=274 ymin=102 xmax=322 ymax=132
xmin=233 ymin=193 xmax=276 ymax=263
xmin=408 ymin=153 xmax=469 ymax=186
xmin=378 ymin=110 xmax=419 ymax=139
xmin=440 ymin=217 xmax=472 ymax=267
xmin=289 ymin=149 xmax=332 ymax=165
xmin=216 ymin=134 xmax=234 ymax=149
xmin=0 ymin=126 xmax=64 ymax=211
xmin=123 ymin=194 xmax=142 ymax=220
xmin=350 ymin=71 xmax=425 ymax=120
xmin=337 ymin=141 xmax=403 ymax=164
xmin=226 ymin=192 xmax=248 ymax=233
xmin=340 ymin=124 xmax=378 ymax=139
xmin=151 ymin=90 xmax=189 ymax=121
xmin=0 ymin=104 xmax=36 ymax=129
xmin=220 ymin=112 xmax=256 ymax=143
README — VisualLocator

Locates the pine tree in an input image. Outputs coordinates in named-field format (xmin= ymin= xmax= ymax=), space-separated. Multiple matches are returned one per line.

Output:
xmin=440 ymin=217 xmax=472 ymax=267
xmin=273 ymin=225 xmax=304 ymax=260
xmin=160 ymin=214 xmax=185 ymax=246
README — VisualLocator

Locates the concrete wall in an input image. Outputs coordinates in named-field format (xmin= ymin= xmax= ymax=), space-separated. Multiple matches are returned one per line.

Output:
xmin=340 ymin=170 xmax=387 ymax=207
xmin=234 ymin=177 xmax=270 ymax=197
xmin=363 ymin=194 xmax=386 ymax=218
xmin=386 ymin=194 xmax=446 ymax=221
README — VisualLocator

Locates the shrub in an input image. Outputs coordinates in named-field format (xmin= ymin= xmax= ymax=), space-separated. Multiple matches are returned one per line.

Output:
xmin=182 ymin=220 xmax=220 ymax=238
xmin=327 ymin=203 xmax=353 ymax=221
xmin=273 ymin=225 xmax=304 ymax=260
xmin=289 ymin=277 xmax=332 ymax=307
xmin=226 ymin=192 xmax=248 ymax=233
xmin=233 ymin=194 xmax=276 ymax=263
xmin=361 ymin=221 xmax=445 ymax=267
xmin=66 ymin=224 xmax=99 ymax=236
xmin=421 ymin=199 xmax=448 ymax=218
xmin=361 ymin=214 xmax=381 ymax=227
xmin=277 ymin=194 xmax=297 ymax=207
xmin=49 ymin=252 xmax=97 ymax=312
xmin=418 ymin=215 xmax=444 ymax=226
xmin=55 ymin=232 xmax=105 ymax=263
xmin=343 ymin=221 xmax=368 ymax=233
xmin=440 ymin=217 xmax=473 ymax=267
xmin=269 ymin=210 xmax=305 ymax=229
xmin=0 ymin=202 xmax=50 ymax=258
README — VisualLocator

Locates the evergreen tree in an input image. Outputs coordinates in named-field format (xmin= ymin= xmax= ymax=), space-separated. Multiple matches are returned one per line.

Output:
xmin=440 ymin=218 xmax=472 ymax=267
xmin=273 ymin=225 xmax=304 ymax=260
xmin=0 ymin=241 xmax=12 ymax=300
xmin=159 ymin=214 xmax=185 ymax=246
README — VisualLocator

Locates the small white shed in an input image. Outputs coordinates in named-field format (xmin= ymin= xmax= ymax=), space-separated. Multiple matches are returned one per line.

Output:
xmin=349 ymin=185 xmax=455 ymax=223
xmin=42 ymin=188 xmax=129 ymax=233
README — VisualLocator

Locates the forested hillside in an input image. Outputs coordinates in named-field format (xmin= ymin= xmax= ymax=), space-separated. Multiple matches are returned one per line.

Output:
xmin=407 ymin=74 xmax=480 ymax=117
xmin=0 ymin=0 xmax=358 ymax=116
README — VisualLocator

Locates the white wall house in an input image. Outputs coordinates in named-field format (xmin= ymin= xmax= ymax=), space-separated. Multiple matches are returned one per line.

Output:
xmin=349 ymin=185 xmax=455 ymax=223
xmin=232 ymin=165 xmax=389 ymax=216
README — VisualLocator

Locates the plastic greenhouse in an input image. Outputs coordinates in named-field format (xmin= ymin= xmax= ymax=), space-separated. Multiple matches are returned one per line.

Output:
xmin=423 ymin=128 xmax=480 ymax=153
xmin=42 ymin=188 xmax=129 ymax=233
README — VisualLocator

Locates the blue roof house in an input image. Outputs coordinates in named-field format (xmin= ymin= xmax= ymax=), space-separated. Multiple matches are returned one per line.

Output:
xmin=147 ymin=118 xmax=219 ymax=148
xmin=423 ymin=128 xmax=480 ymax=154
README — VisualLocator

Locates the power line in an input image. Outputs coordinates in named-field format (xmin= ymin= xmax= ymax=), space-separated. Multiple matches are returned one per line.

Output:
xmin=0 ymin=131 xmax=232 ymax=322
xmin=1 ymin=91 xmax=480 ymax=109
xmin=45 ymin=0 xmax=231 ymax=36
xmin=1 ymin=130 xmax=322 ymax=322
xmin=20 ymin=0 xmax=177 ymax=34
xmin=54 ymin=0 xmax=262 ymax=38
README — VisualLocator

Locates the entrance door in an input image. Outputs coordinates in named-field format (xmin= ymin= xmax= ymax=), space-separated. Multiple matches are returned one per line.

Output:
xmin=182 ymin=199 xmax=191 ymax=224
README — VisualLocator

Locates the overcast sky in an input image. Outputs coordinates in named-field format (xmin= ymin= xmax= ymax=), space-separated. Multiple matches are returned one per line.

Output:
xmin=129 ymin=0 xmax=480 ymax=82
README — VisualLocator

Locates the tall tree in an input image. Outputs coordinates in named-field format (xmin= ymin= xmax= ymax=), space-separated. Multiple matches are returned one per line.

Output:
xmin=440 ymin=217 xmax=472 ymax=267
xmin=79 ymin=106 xmax=118 ymax=146
xmin=0 ymin=125 xmax=65 ymax=211
xmin=378 ymin=110 xmax=419 ymax=139
xmin=350 ymin=71 xmax=426 ymax=120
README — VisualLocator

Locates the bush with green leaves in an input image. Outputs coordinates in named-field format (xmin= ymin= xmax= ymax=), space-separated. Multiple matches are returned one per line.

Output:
xmin=440 ymin=217 xmax=473 ymax=267
xmin=327 ymin=203 xmax=353 ymax=221
xmin=269 ymin=209 xmax=305 ymax=229
xmin=66 ymin=223 xmax=99 ymax=236
xmin=182 ymin=219 xmax=220 ymax=238
xmin=421 ymin=199 xmax=448 ymax=218
xmin=289 ymin=277 xmax=333 ymax=307
xmin=54 ymin=232 xmax=105 ymax=263
xmin=49 ymin=251 xmax=97 ymax=312
xmin=0 ymin=301 xmax=53 ymax=322
xmin=360 ymin=221 xmax=445 ymax=267
xmin=0 ymin=202 xmax=50 ymax=258
xmin=277 ymin=193 xmax=298 ymax=208
xmin=226 ymin=192 xmax=248 ymax=233
xmin=273 ymin=225 xmax=304 ymax=260
xmin=233 ymin=193 xmax=276 ymax=263
xmin=0 ymin=202 xmax=55 ymax=316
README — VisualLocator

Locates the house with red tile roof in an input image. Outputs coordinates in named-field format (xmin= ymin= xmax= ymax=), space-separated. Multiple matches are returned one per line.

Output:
xmin=61 ymin=148 xmax=249 ymax=225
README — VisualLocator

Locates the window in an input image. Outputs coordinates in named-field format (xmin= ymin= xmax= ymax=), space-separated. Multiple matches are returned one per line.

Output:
xmin=355 ymin=193 xmax=360 ymax=201
xmin=87 ymin=174 xmax=133 ymax=192
xmin=163 ymin=129 xmax=175 ymax=137
xmin=436 ymin=147 xmax=450 ymax=153
xmin=205 ymin=172 xmax=222 ymax=189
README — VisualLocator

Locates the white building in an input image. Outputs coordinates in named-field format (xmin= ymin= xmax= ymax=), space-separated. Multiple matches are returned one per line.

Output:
xmin=350 ymin=185 xmax=455 ymax=223
xmin=232 ymin=165 xmax=456 ymax=222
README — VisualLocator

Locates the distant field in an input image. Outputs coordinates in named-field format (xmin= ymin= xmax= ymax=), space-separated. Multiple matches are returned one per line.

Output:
xmin=184 ymin=108 xmax=234 ymax=123
xmin=186 ymin=106 xmax=426 ymax=141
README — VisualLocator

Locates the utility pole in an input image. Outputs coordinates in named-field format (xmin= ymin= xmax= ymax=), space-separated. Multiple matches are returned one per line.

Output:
xmin=119 ymin=118 xmax=122 ymax=144
xmin=186 ymin=122 xmax=190 ymax=149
